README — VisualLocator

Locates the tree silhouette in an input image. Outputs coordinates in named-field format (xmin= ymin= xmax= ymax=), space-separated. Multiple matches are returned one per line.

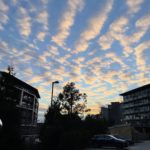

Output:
xmin=40 ymin=82 xmax=90 ymax=150
xmin=58 ymin=82 xmax=88 ymax=116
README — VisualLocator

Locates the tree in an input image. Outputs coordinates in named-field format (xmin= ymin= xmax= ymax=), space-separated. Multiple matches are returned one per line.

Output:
xmin=40 ymin=82 xmax=90 ymax=150
xmin=44 ymin=97 xmax=62 ymax=125
xmin=58 ymin=82 xmax=88 ymax=116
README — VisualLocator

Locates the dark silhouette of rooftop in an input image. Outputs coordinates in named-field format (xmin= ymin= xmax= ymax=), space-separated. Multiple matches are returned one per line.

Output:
xmin=0 ymin=71 xmax=40 ymax=98
xmin=120 ymin=84 xmax=150 ymax=96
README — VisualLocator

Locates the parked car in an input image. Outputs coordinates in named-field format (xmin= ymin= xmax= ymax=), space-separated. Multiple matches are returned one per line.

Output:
xmin=114 ymin=135 xmax=134 ymax=145
xmin=90 ymin=134 xmax=128 ymax=149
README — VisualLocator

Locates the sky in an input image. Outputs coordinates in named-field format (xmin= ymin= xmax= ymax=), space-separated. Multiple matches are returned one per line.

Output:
xmin=0 ymin=0 xmax=150 ymax=122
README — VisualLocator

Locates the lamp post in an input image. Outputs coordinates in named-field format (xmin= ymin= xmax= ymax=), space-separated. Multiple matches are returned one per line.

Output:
xmin=51 ymin=81 xmax=59 ymax=107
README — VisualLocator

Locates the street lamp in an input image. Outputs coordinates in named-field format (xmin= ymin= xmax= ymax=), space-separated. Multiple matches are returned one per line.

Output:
xmin=51 ymin=81 xmax=59 ymax=107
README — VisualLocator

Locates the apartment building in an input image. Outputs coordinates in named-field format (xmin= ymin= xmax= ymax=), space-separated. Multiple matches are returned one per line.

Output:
xmin=101 ymin=107 xmax=109 ymax=121
xmin=108 ymin=102 xmax=122 ymax=125
xmin=120 ymin=84 xmax=150 ymax=127
xmin=0 ymin=71 xmax=40 ymax=137
xmin=100 ymin=102 xmax=122 ymax=125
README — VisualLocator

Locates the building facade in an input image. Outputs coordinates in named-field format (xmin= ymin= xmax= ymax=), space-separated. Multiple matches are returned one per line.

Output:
xmin=101 ymin=107 xmax=109 ymax=121
xmin=120 ymin=84 xmax=150 ymax=127
xmin=0 ymin=71 xmax=40 ymax=137
xmin=100 ymin=102 xmax=122 ymax=125
xmin=108 ymin=102 xmax=122 ymax=125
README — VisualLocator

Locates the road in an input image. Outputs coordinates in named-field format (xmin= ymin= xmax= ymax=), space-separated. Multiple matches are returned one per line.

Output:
xmin=85 ymin=140 xmax=150 ymax=150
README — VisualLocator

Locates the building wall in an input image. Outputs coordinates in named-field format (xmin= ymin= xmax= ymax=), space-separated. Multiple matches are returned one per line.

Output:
xmin=101 ymin=107 xmax=109 ymax=121
xmin=109 ymin=124 xmax=149 ymax=142
xmin=100 ymin=102 xmax=122 ymax=125
xmin=17 ymin=87 xmax=39 ymax=125
xmin=109 ymin=124 xmax=133 ymax=140
xmin=108 ymin=102 xmax=122 ymax=125
xmin=121 ymin=85 xmax=150 ymax=126
xmin=2 ymin=85 xmax=39 ymax=125
xmin=0 ymin=72 xmax=40 ymax=137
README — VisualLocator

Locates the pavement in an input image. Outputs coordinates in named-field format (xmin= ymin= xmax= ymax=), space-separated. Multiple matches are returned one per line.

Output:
xmin=85 ymin=140 xmax=150 ymax=150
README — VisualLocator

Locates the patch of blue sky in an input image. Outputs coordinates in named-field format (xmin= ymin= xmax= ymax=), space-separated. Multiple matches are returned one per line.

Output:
xmin=141 ymin=29 xmax=150 ymax=42
xmin=48 ymin=1 xmax=68 ymax=35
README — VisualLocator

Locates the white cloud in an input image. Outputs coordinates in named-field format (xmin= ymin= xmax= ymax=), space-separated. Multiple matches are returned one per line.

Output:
xmin=98 ymin=34 xmax=114 ymax=50
xmin=47 ymin=46 xmax=60 ymax=56
xmin=98 ymin=13 xmax=150 ymax=57
xmin=74 ymin=57 xmax=85 ymax=65
xmin=0 ymin=0 xmax=9 ymax=30
xmin=12 ymin=0 xmax=17 ymax=5
xmin=126 ymin=0 xmax=144 ymax=14
xmin=36 ymin=10 xmax=48 ymax=30
xmin=52 ymin=0 xmax=85 ymax=47
xmin=0 ymin=41 xmax=9 ymax=61
xmin=24 ymin=68 xmax=33 ymax=76
xmin=37 ymin=31 xmax=46 ymax=41
xmin=17 ymin=7 xmax=32 ymax=37
xmin=105 ymin=52 xmax=127 ymax=68
xmin=0 ymin=41 xmax=9 ymax=51
xmin=123 ymin=14 xmax=150 ymax=47
xmin=0 ymin=0 xmax=8 ymax=12
xmin=36 ymin=9 xmax=49 ymax=41
xmin=135 ymin=40 xmax=150 ymax=71
xmin=136 ymin=13 xmax=150 ymax=30
xmin=110 ymin=17 xmax=128 ymax=33
xmin=86 ymin=57 xmax=102 ymax=65
xmin=98 ymin=16 xmax=129 ymax=51
xmin=40 ymin=0 xmax=48 ymax=5
xmin=28 ymin=75 xmax=44 ymax=84
xmin=98 ymin=1 xmax=147 ymax=56
xmin=74 ymin=0 xmax=114 ymax=53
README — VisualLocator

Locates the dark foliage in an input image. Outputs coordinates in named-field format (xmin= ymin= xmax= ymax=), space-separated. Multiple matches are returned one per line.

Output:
xmin=40 ymin=82 xmax=109 ymax=150
xmin=84 ymin=114 xmax=109 ymax=135
xmin=40 ymin=82 xmax=90 ymax=150
xmin=57 ymin=82 xmax=88 ymax=116
xmin=40 ymin=111 xmax=90 ymax=150
xmin=40 ymin=110 xmax=109 ymax=150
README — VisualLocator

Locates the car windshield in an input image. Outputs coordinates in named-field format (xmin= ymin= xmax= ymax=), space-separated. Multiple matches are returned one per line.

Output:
xmin=108 ymin=135 xmax=119 ymax=140
xmin=92 ymin=134 xmax=123 ymax=140
xmin=114 ymin=135 xmax=127 ymax=139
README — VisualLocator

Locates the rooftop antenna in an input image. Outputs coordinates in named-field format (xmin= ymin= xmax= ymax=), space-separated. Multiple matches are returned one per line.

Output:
xmin=7 ymin=65 xmax=16 ymax=76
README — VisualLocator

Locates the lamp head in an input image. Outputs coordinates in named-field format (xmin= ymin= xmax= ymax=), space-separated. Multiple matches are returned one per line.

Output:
xmin=53 ymin=81 xmax=59 ymax=84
